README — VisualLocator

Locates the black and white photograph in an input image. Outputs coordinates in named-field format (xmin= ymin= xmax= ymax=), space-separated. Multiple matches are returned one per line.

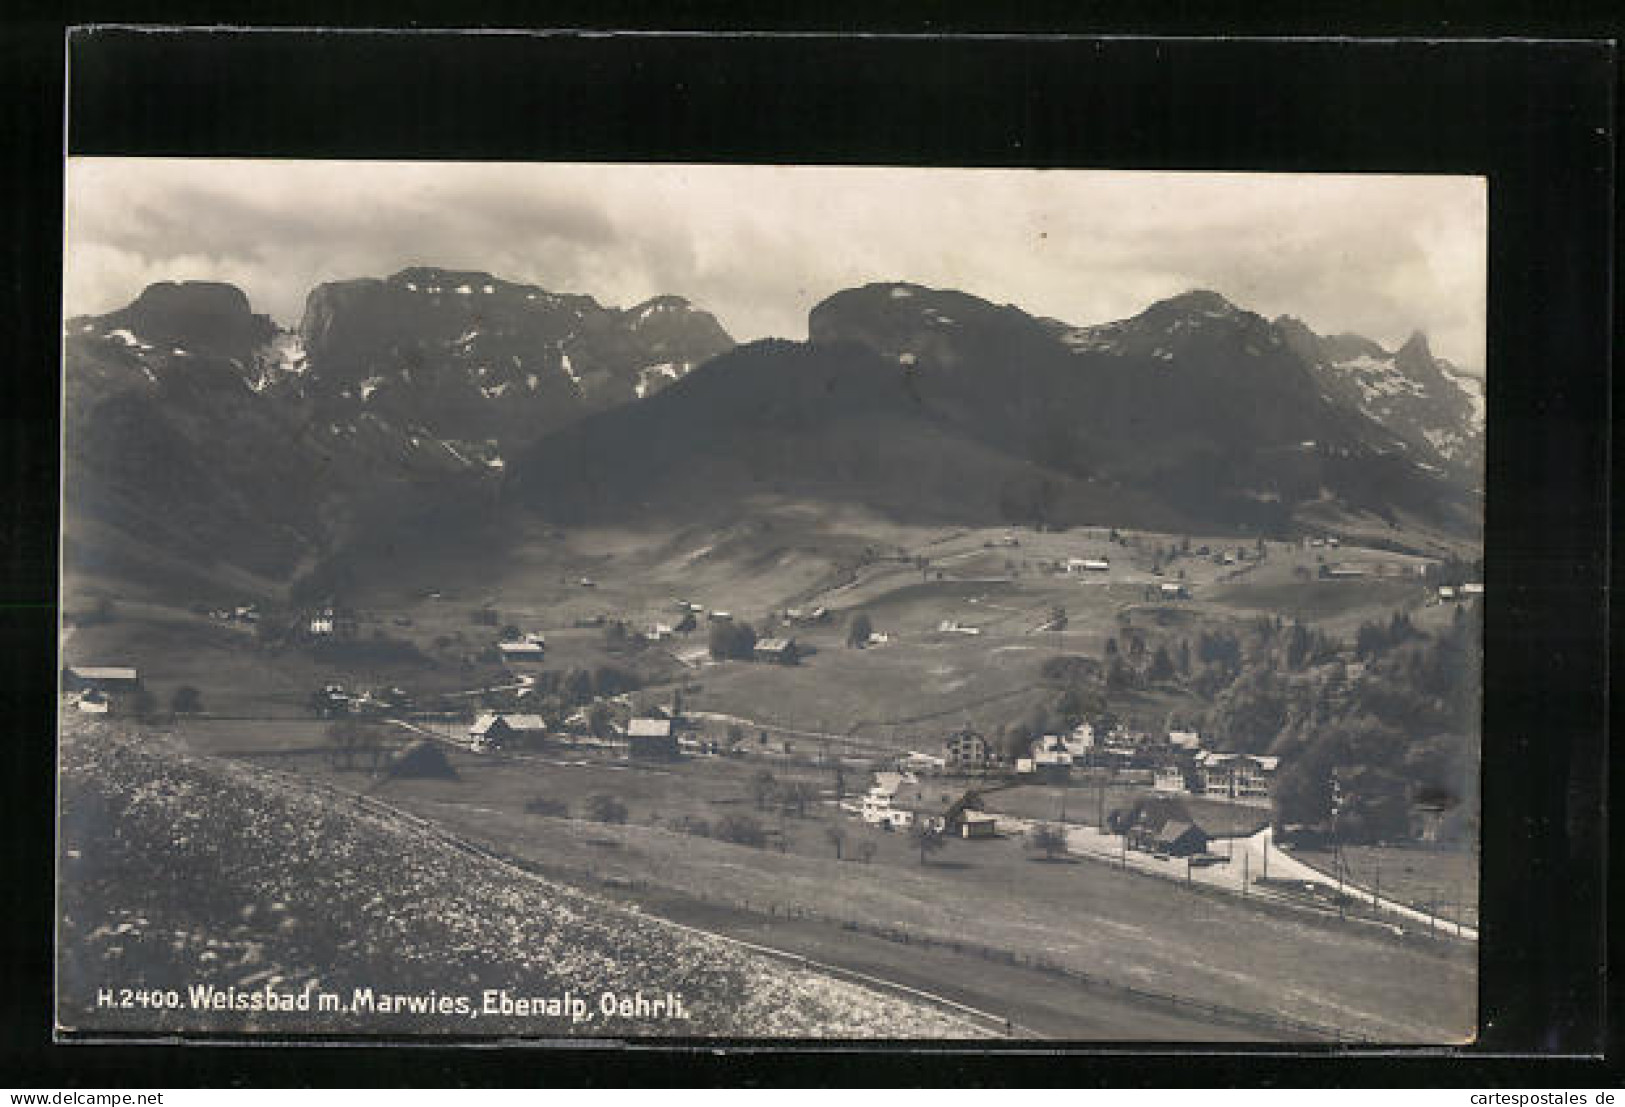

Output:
xmin=55 ymin=159 xmax=1490 ymax=1043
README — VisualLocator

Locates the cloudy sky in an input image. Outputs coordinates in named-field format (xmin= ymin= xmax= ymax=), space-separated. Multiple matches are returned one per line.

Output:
xmin=65 ymin=160 xmax=1487 ymax=370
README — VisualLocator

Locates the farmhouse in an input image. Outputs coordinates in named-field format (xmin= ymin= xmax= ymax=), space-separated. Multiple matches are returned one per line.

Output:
xmin=943 ymin=730 xmax=996 ymax=771
xmin=1151 ymin=819 xmax=1209 ymax=858
xmin=936 ymin=620 xmax=981 ymax=635
xmin=753 ymin=637 xmax=800 ymax=665
xmin=1067 ymin=557 xmax=1111 ymax=573
xmin=498 ymin=638 xmax=546 ymax=664
xmin=1159 ymin=582 xmax=1190 ymax=599
xmin=1461 ymin=582 xmax=1484 ymax=596
xmin=1196 ymin=751 xmax=1280 ymax=805
xmin=1167 ymin=729 xmax=1202 ymax=751
xmin=76 ymin=689 xmax=110 ymax=714
xmin=957 ymin=811 xmax=999 ymax=839
xmin=1028 ymin=735 xmax=1075 ymax=781
xmin=468 ymin=713 xmax=547 ymax=750
xmin=63 ymin=666 xmax=141 ymax=693
xmin=627 ymin=717 xmax=679 ymax=760
xmin=860 ymin=772 xmax=913 ymax=829
xmin=1437 ymin=586 xmax=1457 ymax=601
xmin=1324 ymin=565 xmax=1367 ymax=579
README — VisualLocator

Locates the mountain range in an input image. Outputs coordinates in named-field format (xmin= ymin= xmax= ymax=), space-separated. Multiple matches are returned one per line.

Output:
xmin=62 ymin=270 xmax=1483 ymax=599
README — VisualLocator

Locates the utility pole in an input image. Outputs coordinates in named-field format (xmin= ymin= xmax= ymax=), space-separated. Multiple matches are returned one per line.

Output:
xmin=1373 ymin=857 xmax=1381 ymax=913
xmin=1336 ymin=852 xmax=1346 ymax=920
xmin=1262 ymin=831 xmax=1269 ymax=879
xmin=1242 ymin=850 xmax=1249 ymax=897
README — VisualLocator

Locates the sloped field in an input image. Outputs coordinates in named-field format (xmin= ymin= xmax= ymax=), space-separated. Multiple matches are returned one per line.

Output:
xmin=56 ymin=716 xmax=982 ymax=1039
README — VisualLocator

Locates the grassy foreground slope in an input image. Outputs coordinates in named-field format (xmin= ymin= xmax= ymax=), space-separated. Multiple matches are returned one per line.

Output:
xmin=56 ymin=717 xmax=982 ymax=1038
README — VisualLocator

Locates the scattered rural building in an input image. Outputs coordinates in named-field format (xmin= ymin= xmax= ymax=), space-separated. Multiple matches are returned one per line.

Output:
xmin=1153 ymin=764 xmax=1189 ymax=794
xmin=1323 ymin=564 xmax=1367 ymax=579
xmin=957 ymin=811 xmax=999 ymax=839
xmin=1167 ymin=729 xmax=1202 ymax=751
xmin=937 ymin=620 xmax=981 ymax=635
xmin=860 ymin=772 xmax=913 ymax=829
xmin=498 ymin=637 xmax=546 ymax=664
xmin=1196 ymin=751 xmax=1280 ymax=805
xmin=890 ymin=785 xmax=999 ymax=838
xmin=708 ymin=610 xmax=733 ymax=623
xmin=1461 ymin=582 xmax=1484 ymax=596
xmin=1437 ymin=585 xmax=1457 ymax=601
xmin=468 ymin=713 xmax=548 ymax=750
xmin=1027 ymin=734 xmax=1076 ymax=781
xmin=63 ymin=665 xmax=142 ymax=694
xmin=1150 ymin=819 xmax=1209 ymax=857
xmin=753 ymin=637 xmax=800 ymax=665
xmin=1159 ymin=582 xmax=1190 ymax=599
xmin=627 ymin=717 xmax=679 ymax=760
xmin=1067 ymin=557 xmax=1111 ymax=573
xmin=942 ymin=730 xmax=997 ymax=771
xmin=784 ymin=606 xmax=828 ymax=625
xmin=898 ymin=750 xmax=947 ymax=773
xmin=76 ymin=689 xmax=110 ymax=714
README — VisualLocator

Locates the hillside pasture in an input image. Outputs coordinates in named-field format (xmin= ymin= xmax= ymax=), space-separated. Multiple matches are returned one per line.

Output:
xmin=255 ymin=733 xmax=1477 ymax=1043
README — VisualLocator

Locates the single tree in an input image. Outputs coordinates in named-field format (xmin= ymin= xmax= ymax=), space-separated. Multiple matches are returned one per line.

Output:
xmin=586 ymin=701 xmax=614 ymax=739
xmin=825 ymin=824 xmax=846 ymax=860
xmin=750 ymin=769 xmax=779 ymax=811
xmin=170 ymin=685 xmax=203 ymax=715
xmin=908 ymin=821 xmax=947 ymax=866
xmin=782 ymin=781 xmax=816 ymax=818
xmin=716 ymin=814 xmax=767 ymax=847
xmin=585 ymin=794 xmax=629 ymax=824
xmin=1029 ymin=823 xmax=1068 ymax=861
xmin=847 ymin=612 xmax=874 ymax=648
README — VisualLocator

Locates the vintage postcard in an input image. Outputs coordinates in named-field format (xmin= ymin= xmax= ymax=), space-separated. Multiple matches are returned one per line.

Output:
xmin=58 ymin=161 xmax=1483 ymax=1042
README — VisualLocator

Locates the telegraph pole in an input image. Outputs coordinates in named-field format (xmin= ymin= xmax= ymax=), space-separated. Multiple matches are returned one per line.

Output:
xmin=1241 ymin=850 xmax=1249 ymax=897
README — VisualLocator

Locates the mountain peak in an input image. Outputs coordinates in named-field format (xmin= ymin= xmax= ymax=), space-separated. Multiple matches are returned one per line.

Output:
xmin=1397 ymin=330 xmax=1432 ymax=360
xmin=1153 ymin=289 xmax=1242 ymax=316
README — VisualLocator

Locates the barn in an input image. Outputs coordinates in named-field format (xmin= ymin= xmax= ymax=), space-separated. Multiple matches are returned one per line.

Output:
xmin=753 ymin=638 xmax=800 ymax=665
xmin=627 ymin=717 xmax=679 ymax=760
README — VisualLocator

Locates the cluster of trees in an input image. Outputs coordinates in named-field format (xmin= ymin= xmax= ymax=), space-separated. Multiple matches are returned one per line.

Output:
xmin=709 ymin=620 xmax=758 ymax=660
xmin=1354 ymin=611 xmax=1421 ymax=659
xmin=585 ymin=793 xmax=629 ymax=824
xmin=748 ymin=770 xmax=818 ymax=816
xmin=1255 ymin=606 xmax=1481 ymax=844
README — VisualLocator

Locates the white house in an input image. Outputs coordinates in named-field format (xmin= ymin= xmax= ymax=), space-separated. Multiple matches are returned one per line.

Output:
xmin=1067 ymin=557 xmax=1111 ymax=573
xmin=1152 ymin=764 xmax=1188 ymax=793
xmin=1196 ymin=752 xmax=1280 ymax=804
xmin=1167 ymin=729 xmax=1202 ymax=751
xmin=860 ymin=772 xmax=915 ymax=829
xmin=498 ymin=639 xmax=546 ymax=663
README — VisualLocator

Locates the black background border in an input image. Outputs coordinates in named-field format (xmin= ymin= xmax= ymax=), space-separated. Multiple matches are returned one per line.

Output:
xmin=2 ymin=18 xmax=1616 ymax=1088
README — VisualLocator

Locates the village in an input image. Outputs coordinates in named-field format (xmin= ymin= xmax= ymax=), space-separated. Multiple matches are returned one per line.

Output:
xmin=61 ymin=517 xmax=1484 ymax=972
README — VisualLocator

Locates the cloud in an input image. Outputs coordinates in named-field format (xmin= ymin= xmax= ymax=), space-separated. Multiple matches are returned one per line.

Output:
xmin=65 ymin=160 xmax=1486 ymax=370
